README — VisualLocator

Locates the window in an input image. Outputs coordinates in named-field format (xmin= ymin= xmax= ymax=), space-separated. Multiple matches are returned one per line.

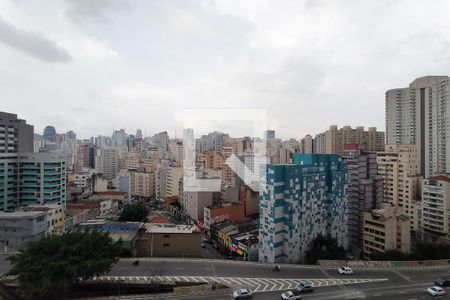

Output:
xmin=163 ymin=243 xmax=170 ymax=247
xmin=163 ymin=234 xmax=170 ymax=238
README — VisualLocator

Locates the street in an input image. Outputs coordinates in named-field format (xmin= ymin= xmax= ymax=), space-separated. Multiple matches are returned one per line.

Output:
xmin=109 ymin=258 xmax=450 ymax=299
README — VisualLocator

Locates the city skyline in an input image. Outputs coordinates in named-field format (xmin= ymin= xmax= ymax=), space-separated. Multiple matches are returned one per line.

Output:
xmin=3 ymin=1 xmax=450 ymax=138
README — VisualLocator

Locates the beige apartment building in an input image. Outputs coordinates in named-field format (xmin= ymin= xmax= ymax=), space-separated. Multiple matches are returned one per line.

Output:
xmin=132 ymin=171 xmax=155 ymax=199
xmin=143 ymin=153 xmax=160 ymax=172
xmin=363 ymin=206 xmax=411 ymax=259
xmin=421 ymin=176 xmax=450 ymax=240
xmin=204 ymin=150 xmax=224 ymax=170
xmin=377 ymin=144 xmax=421 ymax=230
xmin=121 ymin=152 xmax=141 ymax=170
xmin=135 ymin=223 xmax=201 ymax=257
xmin=323 ymin=125 xmax=385 ymax=154
xmin=166 ymin=165 xmax=183 ymax=197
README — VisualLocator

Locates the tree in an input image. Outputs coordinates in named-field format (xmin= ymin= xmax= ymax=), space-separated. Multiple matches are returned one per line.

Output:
xmin=119 ymin=203 xmax=148 ymax=222
xmin=370 ymin=250 xmax=409 ymax=261
xmin=304 ymin=235 xmax=347 ymax=264
xmin=7 ymin=231 xmax=123 ymax=299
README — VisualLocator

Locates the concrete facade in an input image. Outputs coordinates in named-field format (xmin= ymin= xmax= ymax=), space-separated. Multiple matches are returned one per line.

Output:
xmin=421 ymin=176 xmax=450 ymax=239
xmin=377 ymin=145 xmax=421 ymax=230
xmin=0 ymin=211 xmax=48 ymax=251
xmin=135 ymin=223 xmax=201 ymax=257
xmin=363 ymin=206 xmax=410 ymax=259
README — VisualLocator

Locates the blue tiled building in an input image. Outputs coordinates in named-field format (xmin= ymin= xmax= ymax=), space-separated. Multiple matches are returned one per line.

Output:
xmin=259 ymin=154 xmax=348 ymax=263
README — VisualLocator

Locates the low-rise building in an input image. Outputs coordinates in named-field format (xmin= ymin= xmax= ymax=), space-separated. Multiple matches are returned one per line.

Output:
xmin=362 ymin=205 xmax=410 ymax=259
xmin=204 ymin=202 xmax=246 ymax=233
xmin=135 ymin=223 xmax=201 ymax=257
xmin=24 ymin=204 xmax=65 ymax=235
xmin=210 ymin=220 xmax=259 ymax=260
xmin=0 ymin=211 xmax=48 ymax=251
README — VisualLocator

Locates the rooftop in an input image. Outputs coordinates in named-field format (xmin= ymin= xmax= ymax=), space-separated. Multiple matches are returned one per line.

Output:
xmin=429 ymin=175 xmax=450 ymax=183
xmin=96 ymin=191 xmax=128 ymax=196
xmin=143 ymin=223 xmax=199 ymax=234
xmin=0 ymin=211 xmax=47 ymax=218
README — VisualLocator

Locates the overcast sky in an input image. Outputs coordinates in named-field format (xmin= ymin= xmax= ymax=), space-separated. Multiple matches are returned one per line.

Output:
xmin=2 ymin=0 xmax=450 ymax=140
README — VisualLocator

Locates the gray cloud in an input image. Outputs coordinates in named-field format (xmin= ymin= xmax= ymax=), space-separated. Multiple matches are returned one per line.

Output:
xmin=0 ymin=16 xmax=71 ymax=62
xmin=65 ymin=0 xmax=131 ymax=25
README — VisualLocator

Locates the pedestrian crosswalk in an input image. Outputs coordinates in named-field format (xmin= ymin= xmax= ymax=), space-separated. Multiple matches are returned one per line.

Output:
xmin=95 ymin=276 xmax=387 ymax=292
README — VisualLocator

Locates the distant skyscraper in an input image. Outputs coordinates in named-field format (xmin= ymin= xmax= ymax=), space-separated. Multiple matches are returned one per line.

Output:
xmin=43 ymin=126 xmax=56 ymax=142
xmin=386 ymin=76 xmax=450 ymax=177
xmin=259 ymin=154 xmax=348 ymax=263
xmin=156 ymin=131 xmax=169 ymax=158
xmin=264 ymin=130 xmax=276 ymax=145
xmin=112 ymin=129 xmax=127 ymax=146
xmin=135 ymin=129 xmax=143 ymax=140
xmin=65 ymin=130 xmax=76 ymax=140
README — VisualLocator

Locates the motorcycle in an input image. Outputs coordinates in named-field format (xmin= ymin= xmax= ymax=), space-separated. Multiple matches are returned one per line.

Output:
xmin=273 ymin=265 xmax=280 ymax=272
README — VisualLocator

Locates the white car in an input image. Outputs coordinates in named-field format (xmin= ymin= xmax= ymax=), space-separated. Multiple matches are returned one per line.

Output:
xmin=338 ymin=267 xmax=353 ymax=275
xmin=231 ymin=288 xmax=253 ymax=299
xmin=426 ymin=286 xmax=445 ymax=297
xmin=280 ymin=291 xmax=301 ymax=300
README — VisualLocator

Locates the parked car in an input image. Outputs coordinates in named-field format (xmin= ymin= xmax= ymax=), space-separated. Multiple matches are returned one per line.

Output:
xmin=295 ymin=283 xmax=313 ymax=293
xmin=231 ymin=288 xmax=253 ymax=299
xmin=280 ymin=291 xmax=301 ymax=300
xmin=434 ymin=277 xmax=450 ymax=287
xmin=338 ymin=267 xmax=353 ymax=275
xmin=426 ymin=286 xmax=446 ymax=297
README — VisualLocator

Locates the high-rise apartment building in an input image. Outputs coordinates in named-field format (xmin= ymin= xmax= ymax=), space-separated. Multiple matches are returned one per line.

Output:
xmin=0 ymin=112 xmax=34 ymax=153
xmin=259 ymin=154 xmax=348 ymax=263
xmin=132 ymin=171 xmax=155 ymax=199
xmin=196 ymin=131 xmax=229 ymax=153
xmin=314 ymin=133 xmax=326 ymax=154
xmin=386 ymin=76 xmax=450 ymax=177
xmin=300 ymin=134 xmax=314 ymax=154
xmin=341 ymin=144 xmax=383 ymax=252
xmin=95 ymin=147 xmax=119 ymax=180
xmin=18 ymin=153 xmax=66 ymax=208
xmin=156 ymin=131 xmax=169 ymax=158
xmin=324 ymin=126 xmax=385 ymax=154
xmin=1 ymin=112 xmax=66 ymax=212
xmin=1 ymin=152 xmax=66 ymax=211
xmin=421 ymin=176 xmax=450 ymax=240
xmin=377 ymin=144 xmax=421 ymax=230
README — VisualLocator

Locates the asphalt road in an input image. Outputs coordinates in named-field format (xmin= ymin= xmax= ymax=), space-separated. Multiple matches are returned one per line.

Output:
xmin=110 ymin=259 xmax=450 ymax=300
xmin=2 ymin=255 xmax=450 ymax=299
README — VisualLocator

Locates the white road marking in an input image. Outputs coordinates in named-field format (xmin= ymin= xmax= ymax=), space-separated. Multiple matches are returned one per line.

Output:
xmin=93 ymin=276 xmax=388 ymax=293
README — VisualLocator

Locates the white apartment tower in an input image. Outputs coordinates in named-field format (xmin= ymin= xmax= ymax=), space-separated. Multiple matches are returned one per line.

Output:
xmin=386 ymin=76 xmax=450 ymax=177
